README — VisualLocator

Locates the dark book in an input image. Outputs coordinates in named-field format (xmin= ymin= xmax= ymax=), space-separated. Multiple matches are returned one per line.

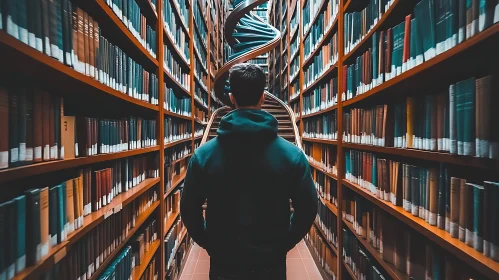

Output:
xmin=16 ymin=0 xmax=28 ymax=45
xmin=5 ymin=0 xmax=19 ymax=39
xmin=49 ymin=186 xmax=59 ymax=247
xmin=0 ymin=86 xmax=8 ymax=169
xmin=25 ymin=90 xmax=33 ymax=163
xmin=33 ymin=89 xmax=43 ymax=162
xmin=41 ymin=0 xmax=52 ymax=56
xmin=8 ymin=88 xmax=19 ymax=167
xmin=13 ymin=195 xmax=26 ymax=273
xmin=25 ymin=188 xmax=41 ymax=266
xmin=18 ymin=88 xmax=27 ymax=164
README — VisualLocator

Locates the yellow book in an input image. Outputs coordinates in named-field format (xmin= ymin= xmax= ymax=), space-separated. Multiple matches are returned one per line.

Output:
xmin=406 ymin=96 xmax=414 ymax=148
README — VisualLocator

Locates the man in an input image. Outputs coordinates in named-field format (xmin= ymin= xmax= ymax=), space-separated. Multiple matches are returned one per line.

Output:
xmin=180 ymin=63 xmax=318 ymax=280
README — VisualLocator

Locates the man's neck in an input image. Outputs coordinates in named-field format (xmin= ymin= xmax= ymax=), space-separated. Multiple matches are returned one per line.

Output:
xmin=235 ymin=106 xmax=262 ymax=110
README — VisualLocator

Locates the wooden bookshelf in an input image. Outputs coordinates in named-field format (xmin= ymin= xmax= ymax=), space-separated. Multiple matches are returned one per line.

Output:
xmin=343 ymin=261 xmax=356 ymax=280
xmin=131 ymin=239 xmax=161 ymax=280
xmin=313 ymin=221 xmax=339 ymax=256
xmin=304 ymin=238 xmax=334 ymax=280
xmin=164 ymin=171 xmax=187 ymax=199
xmin=303 ymin=138 xmax=339 ymax=145
xmin=343 ymin=218 xmax=410 ymax=280
xmin=164 ymin=212 xmax=181 ymax=237
xmin=0 ymin=146 xmax=160 ymax=184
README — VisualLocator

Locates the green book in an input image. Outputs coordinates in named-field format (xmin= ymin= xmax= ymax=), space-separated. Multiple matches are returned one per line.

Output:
xmin=5 ymin=200 xmax=15 ymax=279
xmin=5 ymin=0 xmax=18 ymax=39
xmin=470 ymin=183 xmax=484 ymax=252
xmin=56 ymin=184 xmax=66 ymax=244
xmin=24 ymin=188 xmax=41 ymax=266
xmin=458 ymin=0 xmax=467 ymax=43
xmin=41 ymin=0 xmax=52 ymax=56
xmin=13 ymin=195 xmax=26 ymax=273
xmin=436 ymin=0 xmax=447 ymax=53
xmin=398 ymin=21 xmax=405 ymax=76
xmin=447 ymin=0 xmax=458 ymax=49
xmin=444 ymin=167 xmax=450 ymax=233
xmin=416 ymin=0 xmax=437 ymax=61
xmin=455 ymin=82 xmax=464 ymax=155
xmin=478 ymin=0 xmax=496 ymax=32
xmin=437 ymin=164 xmax=446 ymax=229
xmin=49 ymin=186 xmax=59 ymax=246
xmin=0 ymin=201 xmax=6 ymax=280
xmin=458 ymin=78 xmax=476 ymax=156
xmin=425 ymin=95 xmax=432 ymax=150
xmin=17 ymin=0 xmax=28 ymax=44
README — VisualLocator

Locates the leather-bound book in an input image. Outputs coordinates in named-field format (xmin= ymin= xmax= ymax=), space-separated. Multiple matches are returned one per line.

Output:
xmin=0 ymin=86 xmax=8 ymax=169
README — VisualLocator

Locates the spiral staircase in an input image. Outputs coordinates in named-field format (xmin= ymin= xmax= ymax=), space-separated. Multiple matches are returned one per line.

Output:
xmin=201 ymin=0 xmax=301 ymax=148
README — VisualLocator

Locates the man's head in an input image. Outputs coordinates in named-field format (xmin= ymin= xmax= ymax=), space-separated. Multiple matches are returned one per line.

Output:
xmin=229 ymin=63 xmax=266 ymax=108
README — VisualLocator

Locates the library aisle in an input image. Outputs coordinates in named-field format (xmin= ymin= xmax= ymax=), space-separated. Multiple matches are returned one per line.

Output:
xmin=178 ymin=241 xmax=323 ymax=280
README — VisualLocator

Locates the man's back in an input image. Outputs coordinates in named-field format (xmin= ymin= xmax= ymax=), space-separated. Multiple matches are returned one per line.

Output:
xmin=180 ymin=63 xmax=317 ymax=280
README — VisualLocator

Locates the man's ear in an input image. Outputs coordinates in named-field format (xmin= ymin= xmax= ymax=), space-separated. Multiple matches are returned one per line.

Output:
xmin=258 ymin=93 xmax=265 ymax=106
xmin=229 ymin=93 xmax=237 ymax=106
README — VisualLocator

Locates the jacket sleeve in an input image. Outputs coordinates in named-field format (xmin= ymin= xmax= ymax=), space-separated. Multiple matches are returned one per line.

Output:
xmin=180 ymin=153 xmax=208 ymax=248
xmin=287 ymin=150 xmax=318 ymax=250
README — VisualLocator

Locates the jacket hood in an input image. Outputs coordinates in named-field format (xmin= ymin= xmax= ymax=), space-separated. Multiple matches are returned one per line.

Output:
xmin=217 ymin=109 xmax=278 ymax=142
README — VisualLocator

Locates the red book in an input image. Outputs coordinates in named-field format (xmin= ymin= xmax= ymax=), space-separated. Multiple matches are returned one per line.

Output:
xmin=403 ymin=15 xmax=411 ymax=63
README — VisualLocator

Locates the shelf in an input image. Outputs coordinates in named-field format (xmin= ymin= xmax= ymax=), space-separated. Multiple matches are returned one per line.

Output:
xmin=303 ymin=16 xmax=338 ymax=67
xmin=163 ymin=26 xmax=191 ymax=69
xmin=0 ymin=32 xmax=159 ymax=113
xmin=169 ymin=0 xmax=190 ymax=36
xmin=313 ymin=220 xmax=338 ymax=255
xmin=164 ymin=70 xmax=191 ymax=97
xmin=164 ymin=212 xmax=180 ymax=238
xmin=171 ymin=153 xmax=193 ymax=165
xmin=319 ymin=196 xmax=338 ymax=217
xmin=164 ymin=138 xmax=192 ymax=149
xmin=343 ymin=218 xmax=409 ymax=280
xmin=302 ymin=0 xmax=329 ymax=40
xmin=342 ymin=179 xmax=499 ymax=279
xmin=303 ymin=138 xmax=338 ymax=145
xmin=343 ymin=261 xmax=357 ymax=280
xmin=11 ymin=177 xmax=159 ymax=280
xmin=309 ymin=161 xmax=338 ymax=181
xmin=0 ymin=146 xmax=160 ymax=183
xmin=164 ymin=110 xmax=193 ymax=121
xmin=342 ymin=143 xmax=499 ymax=169
xmin=131 ymin=239 xmax=161 ymax=280
xmin=301 ymin=104 xmax=338 ymax=119
xmin=194 ymin=97 xmax=209 ymax=110
xmin=164 ymin=170 xmax=187 ymax=199
xmin=342 ymin=23 xmax=499 ymax=107
xmin=195 ymin=118 xmax=208 ymax=125
xmin=89 ymin=200 xmax=160 ymax=280
xmin=302 ymin=62 xmax=338 ymax=94
xmin=194 ymin=135 xmax=204 ymax=141
xmin=93 ymin=0 xmax=159 ymax=69
xmin=304 ymin=238 xmax=334 ymax=280
xmin=342 ymin=0 xmax=401 ymax=62
xmin=193 ymin=46 xmax=208 ymax=74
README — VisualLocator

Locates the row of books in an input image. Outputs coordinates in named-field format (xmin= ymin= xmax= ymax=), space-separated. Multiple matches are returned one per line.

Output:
xmin=164 ymin=45 xmax=191 ymax=91
xmin=289 ymin=55 xmax=300 ymax=81
xmin=247 ymin=58 xmax=267 ymax=65
xmin=194 ymin=123 xmax=204 ymax=138
xmin=304 ymin=142 xmax=338 ymax=177
xmin=302 ymin=0 xmax=325 ymax=35
xmin=193 ymin=0 xmax=208 ymax=41
xmin=303 ymin=1 xmax=338 ymax=61
xmin=105 ymin=0 xmax=158 ymax=57
xmin=193 ymin=32 xmax=207 ymax=70
xmin=342 ymin=194 xmax=485 ymax=279
xmin=303 ymin=45 xmax=337 ymax=91
xmin=303 ymin=112 xmax=337 ymax=140
xmin=292 ymin=102 xmax=300 ymax=119
xmin=195 ymin=107 xmax=208 ymax=123
xmin=289 ymin=32 xmax=300 ymax=62
xmin=305 ymin=226 xmax=338 ymax=280
xmin=165 ymin=142 xmax=191 ymax=165
xmin=164 ymin=118 xmax=192 ymax=144
xmin=302 ymin=76 xmax=338 ymax=116
xmin=317 ymin=199 xmax=338 ymax=248
xmin=343 ymin=75 xmax=498 ymax=159
xmin=165 ymin=230 xmax=190 ymax=280
xmin=163 ymin=0 xmax=190 ymax=63
xmin=164 ymin=218 xmax=187 ymax=270
xmin=164 ymin=159 xmax=186 ymax=194
xmin=194 ymin=84 xmax=209 ymax=108
xmin=314 ymin=168 xmax=338 ymax=205
xmin=165 ymin=189 xmax=181 ymax=219
xmin=343 ymin=1 xmax=499 ymax=102
xmin=164 ymin=85 xmax=192 ymax=117
xmin=290 ymin=78 xmax=300 ymax=101
xmin=289 ymin=4 xmax=298 ymax=35
xmin=344 ymin=149 xmax=499 ymax=262
xmin=195 ymin=60 xmax=208 ymax=90
xmin=131 ymin=219 xmax=158 ymax=271
xmin=343 ymin=0 xmax=393 ymax=55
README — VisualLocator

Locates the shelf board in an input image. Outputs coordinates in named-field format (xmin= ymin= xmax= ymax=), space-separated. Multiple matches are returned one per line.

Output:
xmin=343 ymin=261 xmax=357 ymax=280
xmin=309 ymin=161 xmax=338 ymax=181
xmin=171 ymin=153 xmax=193 ymax=165
xmin=194 ymin=97 xmax=209 ymax=110
xmin=302 ymin=63 xmax=338 ymax=94
xmin=193 ymin=46 xmax=208 ymax=73
xmin=164 ymin=212 xmax=180 ymax=238
xmin=195 ymin=118 xmax=208 ymax=125
xmin=302 ymin=138 xmax=338 ymax=145
xmin=0 ymin=32 xmax=159 ymax=113
xmin=0 ymin=146 xmax=160 ymax=183
xmin=342 ymin=0 xmax=401 ymax=62
xmin=131 ymin=239 xmax=161 ymax=280
xmin=89 ymin=200 xmax=160 ymax=280
xmin=164 ymin=110 xmax=193 ymax=121
xmin=94 ymin=0 xmax=159 ymax=69
xmin=164 ymin=70 xmax=191 ymax=97
xmin=303 ymin=16 xmax=338 ymax=67
xmin=301 ymin=104 xmax=338 ymax=119
xmin=342 ymin=143 xmax=499 ymax=169
xmin=164 ymin=138 xmax=192 ymax=149
xmin=164 ymin=171 xmax=187 ymax=199
xmin=319 ymin=195 xmax=339 ymax=217
xmin=343 ymin=218 xmax=410 ymax=280
xmin=342 ymin=179 xmax=499 ymax=279
xmin=342 ymin=23 xmax=499 ymax=107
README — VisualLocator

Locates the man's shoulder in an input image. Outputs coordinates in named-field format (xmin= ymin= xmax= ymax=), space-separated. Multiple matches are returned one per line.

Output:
xmin=191 ymin=137 xmax=220 ymax=164
xmin=269 ymin=136 xmax=305 ymax=162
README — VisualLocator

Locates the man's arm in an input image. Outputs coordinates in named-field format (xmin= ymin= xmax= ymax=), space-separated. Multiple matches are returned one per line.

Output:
xmin=288 ymin=151 xmax=318 ymax=250
xmin=180 ymin=153 xmax=208 ymax=248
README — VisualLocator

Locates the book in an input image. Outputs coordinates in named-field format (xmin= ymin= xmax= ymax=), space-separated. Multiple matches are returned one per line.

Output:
xmin=303 ymin=112 xmax=337 ymax=140
xmin=306 ymin=225 xmax=338 ymax=279
xmin=0 ymin=86 xmax=8 ymax=169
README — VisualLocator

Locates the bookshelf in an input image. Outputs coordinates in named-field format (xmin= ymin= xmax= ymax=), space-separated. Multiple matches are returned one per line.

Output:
xmin=0 ymin=0 xmax=222 ymax=279
xmin=274 ymin=0 xmax=499 ymax=279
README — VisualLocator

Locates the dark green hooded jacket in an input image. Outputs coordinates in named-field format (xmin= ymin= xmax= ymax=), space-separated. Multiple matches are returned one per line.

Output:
xmin=180 ymin=109 xmax=317 ymax=262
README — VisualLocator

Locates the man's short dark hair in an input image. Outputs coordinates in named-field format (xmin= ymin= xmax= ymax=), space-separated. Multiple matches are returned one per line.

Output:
xmin=229 ymin=63 xmax=266 ymax=107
